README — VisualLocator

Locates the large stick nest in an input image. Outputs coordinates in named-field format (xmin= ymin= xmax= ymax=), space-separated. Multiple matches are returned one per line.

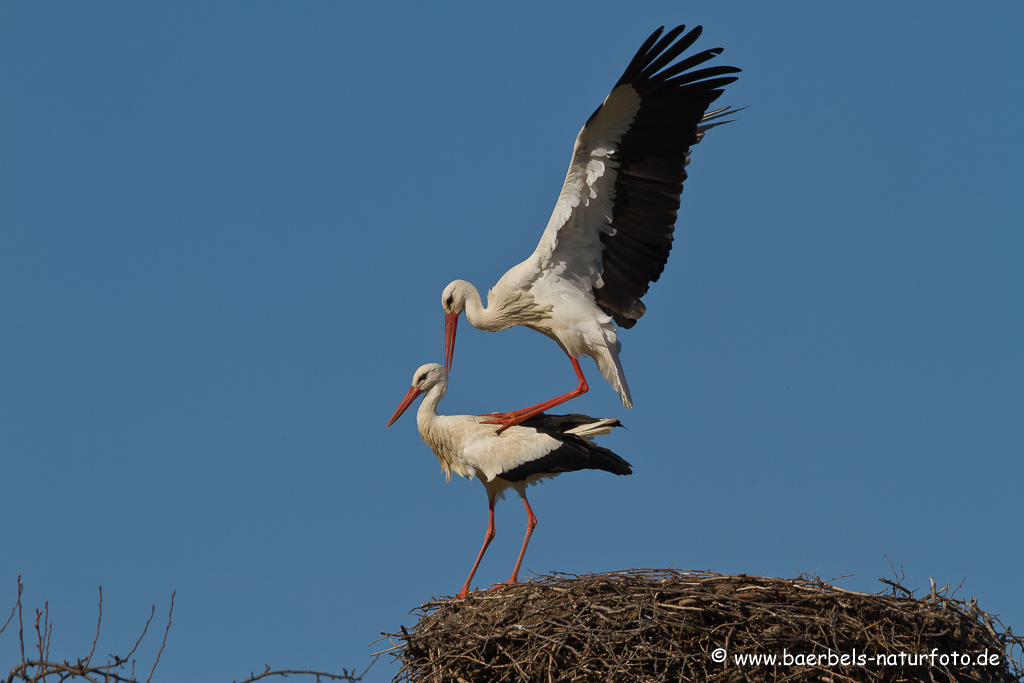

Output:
xmin=384 ymin=569 xmax=1022 ymax=682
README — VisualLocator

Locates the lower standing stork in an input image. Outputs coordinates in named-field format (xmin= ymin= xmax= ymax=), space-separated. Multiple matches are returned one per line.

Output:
xmin=442 ymin=25 xmax=741 ymax=432
xmin=386 ymin=363 xmax=631 ymax=598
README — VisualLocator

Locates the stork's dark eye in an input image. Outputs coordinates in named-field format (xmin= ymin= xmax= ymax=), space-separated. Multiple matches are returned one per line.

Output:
xmin=445 ymin=295 xmax=454 ymax=307
xmin=418 ymin=373 xmax=428 ymax=382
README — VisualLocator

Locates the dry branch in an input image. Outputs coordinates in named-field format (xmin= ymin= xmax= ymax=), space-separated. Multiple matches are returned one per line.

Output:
xmin=385 ymin=568 xmax=1023 ymax=682
xmin=3 ymin=576 xmax=376 ymax=683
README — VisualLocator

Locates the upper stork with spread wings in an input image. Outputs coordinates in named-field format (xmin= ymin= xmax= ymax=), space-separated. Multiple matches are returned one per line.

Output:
xmin=441 ymin=25 xmax=741 ymax=432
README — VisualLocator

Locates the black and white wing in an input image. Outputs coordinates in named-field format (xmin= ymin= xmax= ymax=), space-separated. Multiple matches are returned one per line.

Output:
xmin=532 ymin=25 xmax=740 ymax=328
xmin=498 ymin=414 xmax=632 ymax=481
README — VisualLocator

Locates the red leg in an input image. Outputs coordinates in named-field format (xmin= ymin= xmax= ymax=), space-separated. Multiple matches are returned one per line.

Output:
xmin=456 ymin=496 xmax=496 ymax=599
xmin=490 ymin=495 xmax=537 ymax=592
xmin=483 ymin=356 xmax=589 ymax=434
xmin=509 ymin=496 xmax=538 ymax=583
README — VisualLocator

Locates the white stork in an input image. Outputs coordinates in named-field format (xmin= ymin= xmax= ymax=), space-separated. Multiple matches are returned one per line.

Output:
xmin=441 ymin=25 xmax=740 ymax=432
xmin=385 ymin=363 xmax=631 ymax=599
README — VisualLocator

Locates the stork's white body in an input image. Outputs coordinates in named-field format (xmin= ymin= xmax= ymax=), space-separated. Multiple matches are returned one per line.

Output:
xmin=414 ymin=376 xmax=624 ymax=500
xmin=442 ymin=25 xmax=741 ymax=431
xmin=386 ymin=363 xmax=630 ymax=598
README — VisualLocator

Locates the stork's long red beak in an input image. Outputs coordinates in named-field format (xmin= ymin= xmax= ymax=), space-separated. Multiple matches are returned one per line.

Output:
xmin=444 ymin=311 xmax=459 ymax=373
xmin=386 ymin=385 xmax=423 ymax=429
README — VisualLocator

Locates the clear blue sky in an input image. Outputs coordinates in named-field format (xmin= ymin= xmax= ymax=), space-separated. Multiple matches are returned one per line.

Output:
xmin=3 ymin=3 xmax=1021 ymax=681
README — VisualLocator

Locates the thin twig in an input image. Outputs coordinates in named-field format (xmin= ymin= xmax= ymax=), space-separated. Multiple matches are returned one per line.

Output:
xmin=0 ymin=579 xmax=17 ymax=638
xmin=232 ymin=656 xmax=378 ymax=683
xmin=145 ymin=590 xmax=174 ymax=683
xmin=86 ymin=586 xmax=102 ymax=667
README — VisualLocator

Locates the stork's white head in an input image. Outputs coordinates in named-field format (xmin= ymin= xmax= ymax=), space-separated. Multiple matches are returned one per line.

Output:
xmin=441 ymin=280 xmax=472 ymax=316
xmin=409 ymin=362 xmax=448 ymax=393
xmin=385 ymin=363 xmax=448 ymax=429
xmin=442 ymin=280 xmax=472 ymax=373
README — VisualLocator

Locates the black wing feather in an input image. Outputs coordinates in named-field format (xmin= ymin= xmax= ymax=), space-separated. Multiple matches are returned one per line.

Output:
xmin=593 ymin=25 xmax=740 ymax=328
xmin=499 ymin=414 xmax=632 ymax=481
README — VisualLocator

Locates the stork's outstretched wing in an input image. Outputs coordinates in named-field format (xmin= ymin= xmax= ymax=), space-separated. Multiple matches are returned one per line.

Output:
xmin=532 ymin=25 xmax=740 ymax=328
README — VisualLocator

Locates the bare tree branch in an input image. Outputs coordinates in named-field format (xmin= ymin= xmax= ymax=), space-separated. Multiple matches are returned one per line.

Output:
xmin=145 ymin=591 xmax=172 ymax=683
xmin=85 ymin=588 xmax=101 ymax=668
xmin=230 ymin=657 xmax=379 ymax=683
xmin=3 ymin=578 xmax=375 ymax=683
xmin=0 ymin=578 xmax=17 ymax=638
xmin=122 ymin=603 xmax=155 ymax=666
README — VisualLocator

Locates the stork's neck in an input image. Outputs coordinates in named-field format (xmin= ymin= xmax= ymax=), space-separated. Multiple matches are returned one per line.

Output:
xmin=415 ymin=381 xmax=446 ymax=435
xmin=414 ymin=381 xmax=459 ymax=482
xmin=461 ymin=282 xmax=528 ymax=333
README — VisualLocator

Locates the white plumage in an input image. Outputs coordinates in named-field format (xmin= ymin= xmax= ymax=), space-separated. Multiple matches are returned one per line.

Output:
xmin=442 ymin=25 xmax=741 ymax=432
xmin=385 ymin=363 xmax=631 ymax=598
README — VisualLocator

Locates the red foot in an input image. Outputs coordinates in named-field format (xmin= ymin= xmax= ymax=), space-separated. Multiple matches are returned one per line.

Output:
xmin=487 ymin=580 xmax=517 ymax=593
xmin=481 ymin=410 xmax=534 ymax=434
